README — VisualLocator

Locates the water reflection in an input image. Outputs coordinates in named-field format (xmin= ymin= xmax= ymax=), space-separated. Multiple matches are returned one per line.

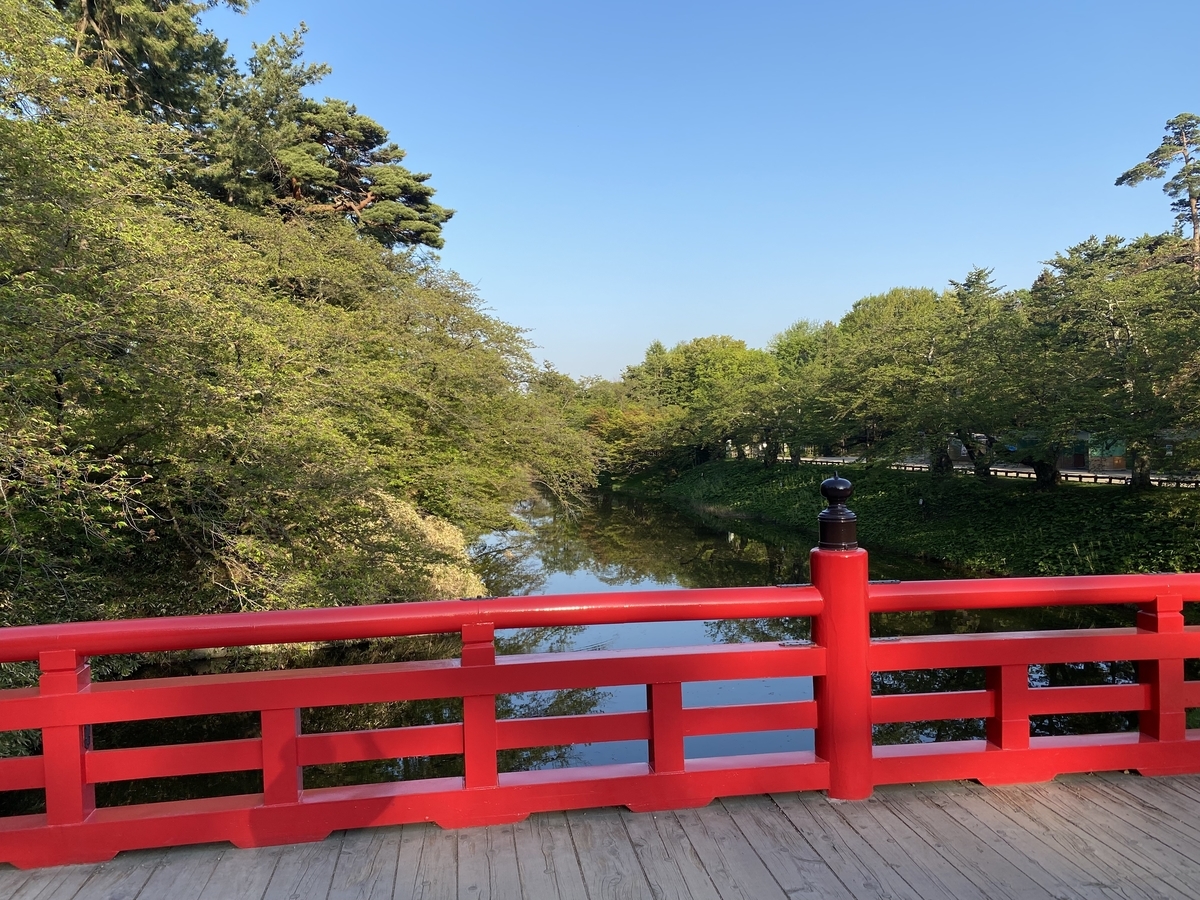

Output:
xmin=2 ymin=491 xmax=1185 ymax=818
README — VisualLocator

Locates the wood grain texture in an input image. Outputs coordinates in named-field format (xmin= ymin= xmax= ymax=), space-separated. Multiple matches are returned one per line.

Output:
xmin=11 ymin=775 xmax=1200 ymax=900
xmin=566 ymin=807 xmax=655 ymax=900
xmin=512 ymin=811 xmax=589 ymax=900
xmin=326 ymin=827 xmax=402 ymax=900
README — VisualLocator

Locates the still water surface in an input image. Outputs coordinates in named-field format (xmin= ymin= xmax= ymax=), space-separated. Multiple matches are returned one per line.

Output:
xmin=483 ymin=493 xmax=959 ymax=765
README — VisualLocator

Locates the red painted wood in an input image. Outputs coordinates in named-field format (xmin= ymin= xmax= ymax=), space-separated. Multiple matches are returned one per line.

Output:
xmin=85 ymin=739 xmax=262 ymax=783
xmin=812 ymin=547 xmax=873 ymax=800
xmin=869 ymin=574 xmax=1200 ymax=613
xmin=0 ymin=586 xmax=825 ymax=663
xmin=1024 ymin=683 xmax=1149 ymax=716
xmin=260 ymin=709 xmax=301 ymax=805
xmin=986 ymin=665 xmax=1029 ymax=752
xmin=871 ymin=628 xmax=1200 ymax=671
xmin=871 ymin=690 xmax=994 ymax=724
xmin=496 ymin=711 xmax=648 ymax=749
xmin=682 ymin=701 xmax=817 ymax=735
xmin=462 ymin=622 xmax=497 ymax=788
xmin=0 ymin=752 xmax=831 ymax=868
xmin=647 ymin=682 xmax=685 ymax=773
xmin=38 ymin=651 xmax=94 ymax=826
xmin=1138 ymin=594 xmax=1187 ymax=749
xmin=5 ymin=560 xmax=1200 ymax=868
xmin=297 ymin=723 xmax=464 ymax=765
xmin=0 ymin=754 xmax=45 ymax=791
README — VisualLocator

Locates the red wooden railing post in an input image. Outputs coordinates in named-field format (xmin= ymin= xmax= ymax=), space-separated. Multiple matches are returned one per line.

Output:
xmin=261 ymin=708 xmax=302 ymax=805
xmin=647 ymin=682 xmax=685 ymax=773
xmin=1138 ymin=594 xmax=1186 ymax=744
xmin=986 ymin=665 xmax=1030 ymax=750
xmin=39 ymin=649 xmax=95 ymax=825
xmin=461 ymin=622 xmax=498 ymax=788
xmin=810 ymin=475 xmax=873 ymax=800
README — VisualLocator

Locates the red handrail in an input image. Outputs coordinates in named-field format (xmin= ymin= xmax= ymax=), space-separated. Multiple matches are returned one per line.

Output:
xmin=0 ymin=585 xmax=823 ymax=663
xmin=1 ymin=478 xmax=1198 ymax=870
xmin=869 ymin=573 xmax=1200 ymax=612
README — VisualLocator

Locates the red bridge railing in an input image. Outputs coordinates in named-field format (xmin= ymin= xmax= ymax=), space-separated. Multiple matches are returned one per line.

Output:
xmin=2 ymin=476 xmax=1199 ymax=869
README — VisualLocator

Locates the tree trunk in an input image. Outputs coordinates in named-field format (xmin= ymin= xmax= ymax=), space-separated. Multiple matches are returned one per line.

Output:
xmin=931 ymin=447 xmax=954 ymax=476
xmin=1031 ymin=459 xmax=1059 ymax=488
xmin=1128 ymin=441 xmax=1153 ymax=489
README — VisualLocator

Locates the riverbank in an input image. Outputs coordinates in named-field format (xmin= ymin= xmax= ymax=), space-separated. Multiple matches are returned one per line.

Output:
xmin=614 ymin=460 xmax=1200 ymax=576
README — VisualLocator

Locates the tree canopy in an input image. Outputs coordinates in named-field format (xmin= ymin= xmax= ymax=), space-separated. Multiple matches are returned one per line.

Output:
xmin=1 ymin=1 xmax=594 ymax=627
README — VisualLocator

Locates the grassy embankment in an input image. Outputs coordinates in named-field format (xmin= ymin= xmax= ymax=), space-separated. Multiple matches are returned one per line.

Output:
xmin=615 ymin=460 xmax=1200 ymax=576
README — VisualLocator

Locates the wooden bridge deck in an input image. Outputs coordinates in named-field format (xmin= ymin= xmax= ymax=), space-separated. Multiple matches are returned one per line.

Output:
xmin=5 ymin=772 xmax=1200 ymax=899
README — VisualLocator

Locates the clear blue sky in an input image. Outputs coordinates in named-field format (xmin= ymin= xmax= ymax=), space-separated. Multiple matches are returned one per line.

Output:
xmin=203 ymin=1 xmax=1199 ymax=379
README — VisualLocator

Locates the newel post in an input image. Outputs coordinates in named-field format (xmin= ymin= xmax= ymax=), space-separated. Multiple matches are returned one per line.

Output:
xmin=39 ymin=649 xmax=96 ymax=824
xmin=462 ymin=623 xmax=498 ymax=788
xmin=810 ymin=475 xmax=874 ymax=800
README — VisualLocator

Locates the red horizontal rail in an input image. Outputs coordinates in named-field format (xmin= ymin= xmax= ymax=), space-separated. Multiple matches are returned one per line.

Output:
xmin=0 ymin=755 xmax=45 ymax=792
xmin=872 ymin=690 xmax=994 ymax=724
xmin=869 ymin=573 xmax=1200 ymax=613
xmin=870 ymin=627 xmax=1200 ymax=671
xmin=298 ymin=724 xmax=463 ymax=765
xmin=0 ymin=586 xmax=824 ymax=664
xmin=85 ymin=739 xmax=262 ymax=784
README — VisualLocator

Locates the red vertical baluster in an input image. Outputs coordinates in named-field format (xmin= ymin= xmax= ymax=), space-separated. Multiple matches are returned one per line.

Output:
xmin=647 ymin=682 xmax=685 ymax=773
xmin=1138 ymin=594 xmax=1186 ymax=753
xmin=986 ymin=664 xmax=1030 ymax=750
xmin=462 ymin=622 xmax=498 ymax=789
xmin=39 ymin=649 xmax=95 ymax=825
xmin=810 ymin=475 xmax=873 ymax=800
xmin=261 ymin=708 xmax=302 ymax=805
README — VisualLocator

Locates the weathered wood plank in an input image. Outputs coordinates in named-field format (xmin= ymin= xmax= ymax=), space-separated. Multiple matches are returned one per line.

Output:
xmin=23 ymin=850 xmax=160 ymax=900
xmin=1002 ymin=782 xmax=1197 ymax=898
xmin=196 ymin=845 xmax=284 ymax=900
xmin=1086 ymin=773 xmax=1200 ymax=846
xmin=71 ymin=850 xmax=164 ymax=900
xmin=566 ymin=807 xmax=654 ymax=900
xmin=262 ymin=836 xmax=343 ymax=900
xmin=799 ymin=793 xmax=974 ymax=900
xmin=953 ymin=782 xmax=1165 ymax=900
xmin=914 ymin=783 xmax=1135 ymax=900
xmin=772 ymin=792 xmax=935 ymax=900
xmin=0 ymin=864 xmax=33 ymax=899
xmin=455 ymin=825 xmax=521 ymax=900
xmin=990 ymin=782 xmax=1193 ymax=899
xmin=620 ymin=810 xmax=721 ymax=900
xmin=718 ymin=795 xmax=850 ymax=900
xmin=396 ymin=823 xmax=457 ymax=900
xmin=674 ymin=804 xmax=788 ymax=900
xmin=392 ymin=823 xmax=429 ymax=900
xmin=511 ymin=811 xmax=588 ymax=900
xmin=135 ymin=844 xmax=224 ymax=900
xmin=326 ymin=826 xmax=402 ymax=900
xmin=10 ymin=863 xmax=96 ymax=900
xmin=874 ymin=784 xmax=1053 ymax=900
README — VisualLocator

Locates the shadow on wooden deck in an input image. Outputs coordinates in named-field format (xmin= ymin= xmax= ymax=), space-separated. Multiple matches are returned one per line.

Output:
xmin=4 ymin=772 xmax=1198 ymax=899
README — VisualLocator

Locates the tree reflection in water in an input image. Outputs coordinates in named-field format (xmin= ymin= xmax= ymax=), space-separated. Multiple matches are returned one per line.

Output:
xmin=4 ymin=492 xmax=1196 ymax=816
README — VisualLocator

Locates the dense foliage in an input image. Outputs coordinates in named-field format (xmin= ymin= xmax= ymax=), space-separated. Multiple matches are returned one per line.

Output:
xmin=0 ymin=1 xmax=597 ymax=627
xmin=580 ymin=172 xmax=1200 ymax=488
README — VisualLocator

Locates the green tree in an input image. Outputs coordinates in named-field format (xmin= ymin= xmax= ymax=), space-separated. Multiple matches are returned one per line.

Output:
xmin=53 ymin=0 xmax=249 ymax=124
xmin=1 ymin=3 xmax=594 ymax=628
xmin=1117 ymin=113 xmax=1200 ymax=271
xmin=200 ymin=27 xmax=453 ymax=249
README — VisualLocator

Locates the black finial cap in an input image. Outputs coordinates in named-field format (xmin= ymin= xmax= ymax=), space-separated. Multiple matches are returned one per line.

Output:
xmin=818 ymin=472 xmax=857 ymax=550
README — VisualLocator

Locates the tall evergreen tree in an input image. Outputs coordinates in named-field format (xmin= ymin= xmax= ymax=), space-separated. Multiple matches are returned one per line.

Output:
xmin=200 ymin=27 xmax=453 ymax=249
xmin=1117 ymin=113 xmax=1200 ymax=271
xmin=52 ymin=0 xmax=249 ymax=124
